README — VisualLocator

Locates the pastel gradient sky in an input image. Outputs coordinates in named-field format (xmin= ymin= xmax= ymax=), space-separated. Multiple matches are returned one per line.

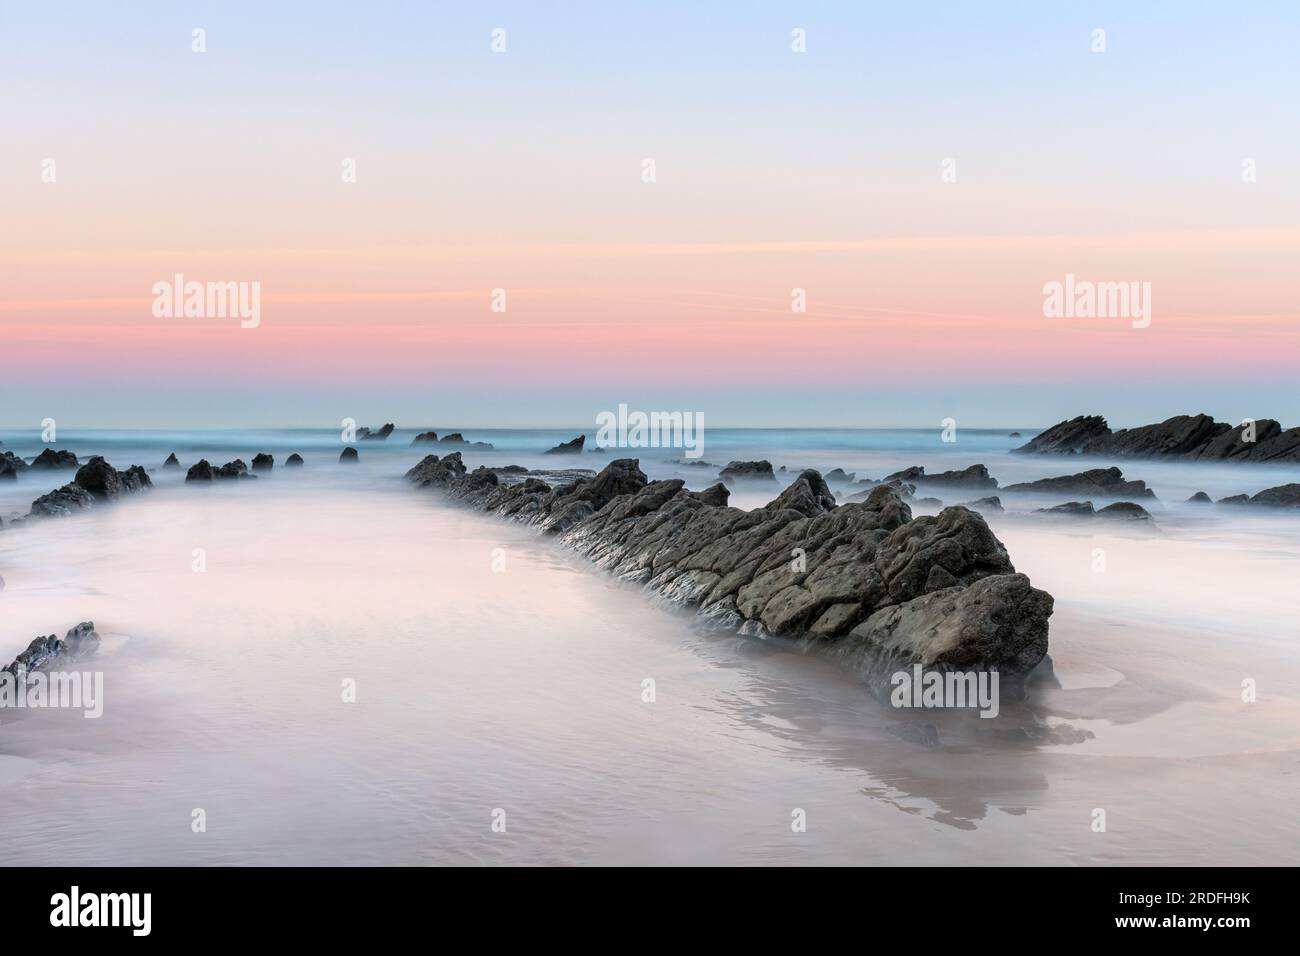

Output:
xmin=2 ymin=1 xmax=1298 ymax=428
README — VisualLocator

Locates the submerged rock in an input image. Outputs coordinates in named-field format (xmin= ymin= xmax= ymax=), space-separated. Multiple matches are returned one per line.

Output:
xmin=544 ymin=435 xmax=586 ymax=455
xmin=0 ymin=451 xmax=30 ymax=480
xmin=411 ymin=432 xmax=439 ymax=444
xmin=1003 ymin=466 xmax=1154 ymax=499
xmin=410 ymin=458 xmax=1053 ymax=694
xmin=339 ymin=447 xmax=359 ymax=464
xmin=890 ymin=464 xmax=999 ymax=490
xmin=251 ymin=453 xmax=274 ymax=472
xmin=186 ymin=460 xmax=215 ymax=481
xmin=216 ymin=460 xmax=253 ymax=479
xmin=436 ymin=433 xmax=494 ymax=450
xmin=286 ymin=453 xmax=305 ymax=466
xmin=960 ymin=495 xmax=1004 ymax=513
xmin=1187 ymin=491 xmax=1212 ymax=503
xmin=1035 ymin=500 xmax=1154 ymax=522
xmin=358 ymin=424 xmax=396 ymax=441
xmin=719 ymin=460 xmax=777 ymax=483
xmin=163 ymin=452 xmax=181 ymax=469
xmin=1218 ymin=483 xmax=1300 ymax=508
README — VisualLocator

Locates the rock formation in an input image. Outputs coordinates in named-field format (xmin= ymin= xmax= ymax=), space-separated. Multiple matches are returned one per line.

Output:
xmin=1015 ymin=414 xmax=1300 ymax=463
xmin=545 ymin=435 xmax=586 ymax=454
xmin=30 ymin=449 xmax=78 ymax=470
xmin=339 ymin=447 xmax=359 ymax=464
xmin=1002 ymin=466 xmax=1154 ymax=499
xmin=718 ymin=460 xmax=777 ymax=483
xmin=407 ymin=457 xmax=1054 ymax=695
xmin=357 ymin=424 xmax=396 ymax=441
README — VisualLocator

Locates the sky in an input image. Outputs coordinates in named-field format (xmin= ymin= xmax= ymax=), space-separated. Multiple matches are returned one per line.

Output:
xmin=2 ymin=1 xmax=1298 ymax=428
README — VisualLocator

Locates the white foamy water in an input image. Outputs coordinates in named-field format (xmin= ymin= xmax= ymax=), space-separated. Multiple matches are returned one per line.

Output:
xmin=1 ymin=430 xmax=1298 ymax=864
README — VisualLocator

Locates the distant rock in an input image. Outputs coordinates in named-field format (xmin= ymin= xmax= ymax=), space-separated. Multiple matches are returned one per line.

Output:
xmin=824 ymin=468 xmax=856 ymax=484
xmin=1218 ymin=483 xmax=1300 ymax=508
xmin=411 ymin=432 xmax=439 ymax=444
xmin=1003 ymin=466 xmax=1154 ymax=499
xmin=285 ymin=453 xmax=304 ymax=466
xmin=1014 ymin=413 xmax=1300 ymax=463
xmin=1008 ymin=432 xmax=1022 ymax=438
xmin=1036 ymin=501 xmax=1096 ymax=516
xmin=251 ymin=453 xmax=274 ymax=472
xmin=339 ymin=447 xmax=359 ymax=464
xmin=891 ymin=464 xmax=999 ymax=490
xmin=357 ymin=424 xmax=396 ymax=441
xmin=186 ymin=460 xmax=215 ymax=482
xmin=1187 ymin=491 xmax=1212 ymax=503
xmin=30 ymin=449 xmax=79 ymax=470
xmin=404 ymin=452 xmax=466 ymax=488
xmin=163 ymin=452 xmax=181 ymax=469
xmin=960 ymin=495 xmax=1004 ymax=513
xmin=690 ymin=483 xmax=730 ymax=507
xmin=436 ymin=433 xmax=495 ymax=450
xmin=719 ymin=460 xmax=777 ymax=483
xmin=545 ymin=435 xmax=586 ymax=455
xmin=1034 ymin=500 xmax=1154 ymax=522
xmin=216 ymin=460 xmax=254 ymax=479
xmin=0 ymin=451 xmax=30 ymax=480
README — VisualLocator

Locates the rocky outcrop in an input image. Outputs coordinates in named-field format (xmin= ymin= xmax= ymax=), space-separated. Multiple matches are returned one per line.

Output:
xmin=1015 ymin=413 xmax=1300 ymax=463
xmin=29 ymin=483 xmax=96 ymax=517
xmin=286 ymin=453 xmax=304 ymax=466
xmin=893 ymin=464 xmax=999 ymax=490
xmin=1035 ymin=501 xmax=1154 ymax=522
xmin=960 ymin=495 xmax=1004 ymax=513
xmin=411 ymin=432 xmax=439 ymax=444
xmin=339 ymin=447 xmax=359 ymax=464
xmin=436 ymin=433 xmax=494 ymax=450
xmin=719 ymin=460 xmax=777 ymax=483
xmin=408 ymin=458 xmax=1053 ymax=694
xmin=163 ymin=453 xmax=181 ymax=469
xmin=1217 ymin=483 xmax=1300 ymax=509
xmin=1002 ymin=466 xmax=1154 ymax=499
xmin=824 ymin=468 xmax=856 ymax=484
xmin=30 ymin=449 xmax=78 ymax=470
xmin=0 ymin=451 xmax=30 ymax=480
xmin=545 ymin=435 xmax=585 ymax=455
xmin=2 ymin=622 xmax=99 ymax=684
xmin=251 ymin=453 xmax=274 ymax=472
xmin=74 ymin=457 xmax=152 ymax=499
xmin=1187 ymin=491 xmax=1212 ymax=503
xmin=357 ymin=424 xmax=395 ymax=441
xmin=185 ymin=459 xmax=256 ymax=481
xmin=186 ymin=460 xmax=215 ymax=481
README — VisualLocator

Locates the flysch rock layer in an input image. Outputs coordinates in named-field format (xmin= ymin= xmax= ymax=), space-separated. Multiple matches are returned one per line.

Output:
xmin=1015 ymin=413 xmax=1300 ymax=462
xmin=406 ymin=453 xmax=1053 ymax=696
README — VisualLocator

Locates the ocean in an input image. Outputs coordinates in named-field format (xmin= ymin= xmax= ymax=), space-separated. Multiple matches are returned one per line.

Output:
xmin=2 ymin=426 xmax=1298 ymax=864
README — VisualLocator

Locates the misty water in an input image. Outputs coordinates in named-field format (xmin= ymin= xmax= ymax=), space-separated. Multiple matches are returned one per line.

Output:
xmin=1 ymin=428 xmax=1298 ymax=864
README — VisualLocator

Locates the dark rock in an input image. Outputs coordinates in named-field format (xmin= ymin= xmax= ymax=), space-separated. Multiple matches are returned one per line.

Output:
xmin=1096 ymin=502 xmax=1154 ymax=521
xmin=765 ymin=470 xmax=837 ymax=518
xmin=285 ymin=453 xmax=304 ymax=466
xmin=411 ymin=432 xmax=438 ymax=444
xmin=886 ymin=464 xmax=997 ymax=490
xmin=1217 ymin=494 xmax=1250 ymax=505
xmin=358 ymin=424 xmax=396 ymax=441
xmin=410 ymin=461 xmax=1053 ymax=693
xmin=824 ymin=468 xmax=856 ymax=484
xmin=1003 ymin=466 xmax=1154 ymax=499
xmin=30 ymin=449 xmax=79 ymax=470
xmin=0 ymin=451 xmax=30 ymax=480
xmin=961 ymin=495 xmax=1004 ymax=513
xmin=3 ymin=622 xmax=99 ymax=681
xmin=29 ymin=483 xmax=95 ymax=517
xmin=1187 ymin=491 xmax=1212 ymax=503
xmin=1016 ymin=413 xmax=1300 ymax=463
xmin=719 ymin=460 xmax=777 ymax=483
xmin=690 ymin=483 xmax=730 ymax=507
xmin=251 ymin=453 xmax=274 ymax=472
xmin=186 ymin=460 xmax=215 ymax=481
xmin=1219 ymin=483 xmax=1300 ymax=508
xmin=1036 ymin=501 xmax=1096 ymax=516
xmin=404 ymin=453 xmax=467 ymax=488
xmin=74 ymin=456 xmax=153 ymax=499
xmin=437 ymin=432 xmax=495 ymax=450
xmin=339 ymin=447 xmax=359 ymax=464
xmin=216 ymin=460 xmax=252 ymax=479
xmin=1008 ymin=432 xmax=1022 ymax=438
xmin=545 ymin=435 xmax=586 ymax=455
xmin=163 ymin=453 xmax=181 ymax=469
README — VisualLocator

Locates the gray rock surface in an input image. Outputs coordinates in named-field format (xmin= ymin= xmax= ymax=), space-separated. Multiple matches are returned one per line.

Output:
xmin=1015 ymin=413 xmax=1300 ymax=463
xmin=545 ymin=435 xmax=586 ymax=454
xmin=1003 ymin=466 xmax=1154 ymax=499
xmin=719 ymin=460 xmax=777 ymax=483
xmin=409 ymin=458 xmax=1053 ymax=693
